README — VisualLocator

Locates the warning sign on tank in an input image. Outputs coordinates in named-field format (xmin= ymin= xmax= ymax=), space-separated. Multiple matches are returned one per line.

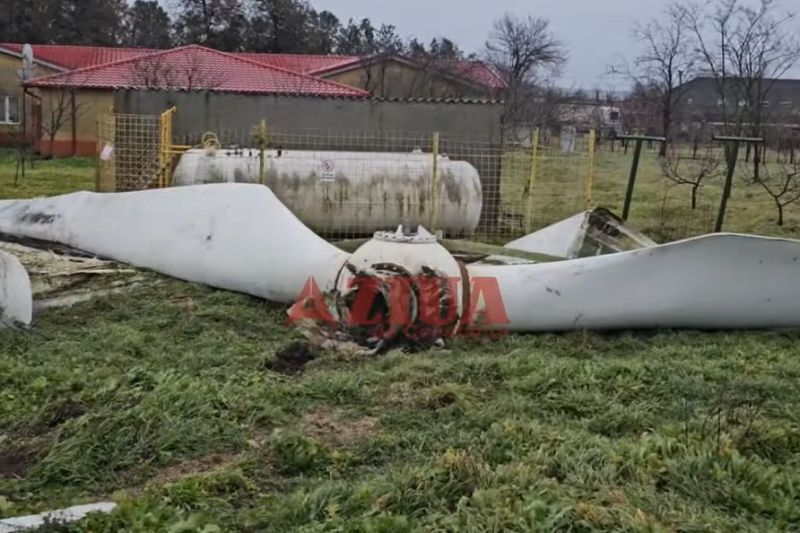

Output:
xmin=320 ymin=159 xmax=335 ymax=182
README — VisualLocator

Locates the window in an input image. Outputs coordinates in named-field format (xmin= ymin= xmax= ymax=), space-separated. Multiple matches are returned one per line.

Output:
xmin=0 ymin=95 xmax=19 ymax=124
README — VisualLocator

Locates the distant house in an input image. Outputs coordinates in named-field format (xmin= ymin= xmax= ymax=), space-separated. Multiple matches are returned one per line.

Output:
xmin=558 ymin=101 xmax=623 ymax=137
xmin=0 ymin=43 xmax=506 ymax=157
xmin=677 ymin=76 xmax=800 ymax=127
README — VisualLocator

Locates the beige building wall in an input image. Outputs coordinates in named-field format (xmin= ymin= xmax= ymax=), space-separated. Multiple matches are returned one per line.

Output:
xmin=324 ymin=59 xmax=485 ymax=100
xmin=37 ymin=88 xmax=113 ymax=156
xmin=0 ymin=52 xmax=62 ymax=144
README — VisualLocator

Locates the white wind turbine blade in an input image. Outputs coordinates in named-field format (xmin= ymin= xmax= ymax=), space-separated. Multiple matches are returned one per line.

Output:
xmin=0 ymin=184 xmax=348 ymax=304
xmin=0 ymin=249 xmax=32 ymax=327
xmin=469 ymin=233 xmax=800 ymax=331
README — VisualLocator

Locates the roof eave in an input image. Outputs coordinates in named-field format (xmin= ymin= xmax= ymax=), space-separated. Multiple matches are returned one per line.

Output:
xmin=0 ymin=46 xmax=69 ymax=73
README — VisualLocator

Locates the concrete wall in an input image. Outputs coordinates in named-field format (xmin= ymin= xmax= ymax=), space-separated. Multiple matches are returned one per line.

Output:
xmin=114 ymin=90 xmax=503 ymax=141
xmin=115 ymin=90 xmax=505 ymax=228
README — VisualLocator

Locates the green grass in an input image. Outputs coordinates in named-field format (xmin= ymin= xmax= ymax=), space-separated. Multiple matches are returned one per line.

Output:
xmin=1 ymin=151 xmax=800 ymax=531
xmin=2 ymin=281 xmax=800 ymax=531
xmin=500 ymin=143 xmax=800 ymax=242
xmin=0 ymin=150 xmax=96 ymax=200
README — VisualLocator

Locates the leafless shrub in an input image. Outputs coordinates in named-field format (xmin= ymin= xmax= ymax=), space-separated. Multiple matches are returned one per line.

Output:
xmin=753 ymin=161 xmax=800 ymax=226
xmin=662 ymin=146 xmax=723 ymax=209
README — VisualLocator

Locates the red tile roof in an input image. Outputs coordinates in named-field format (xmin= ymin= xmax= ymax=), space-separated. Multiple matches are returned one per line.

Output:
xmin=0 ymin=43 xmax=157 ymax=70
xmin=234 ymin=53 xmax=358 ymax=74
xmin=438 ymin=60 xmax=507 ymax=91
xmin=23 ymin=45 xmax=370 ymax=97
xmin=2 ymin=43 xmax=506 ymax=93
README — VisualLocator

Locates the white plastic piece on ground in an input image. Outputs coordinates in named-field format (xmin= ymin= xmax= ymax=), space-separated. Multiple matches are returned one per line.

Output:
xmin=505 ymin=208 xmax=656 ymax=258
xmin=172 ymin=149 xmax=483 ymax=235
xmin=0 ymin=249 xmax=32 ymax=327
xmin=0 ymin=502 xmax=116 ymax=532
xmin=505 ymin=212 xmax=586 ymax=258
xmin=470 ymin=233 xmax=800 ymax=331
xmin=0 ymin=184 xmax=348 ymax=303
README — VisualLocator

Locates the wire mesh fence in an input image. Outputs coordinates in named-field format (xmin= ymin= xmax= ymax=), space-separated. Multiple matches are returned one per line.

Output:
xmin=97 ymin=109 xmax=800 ymax=247
xmin=97 ymin=113 xmax=160 ymax=192
xmin=165 ymin=126 xmax=596 ymax=243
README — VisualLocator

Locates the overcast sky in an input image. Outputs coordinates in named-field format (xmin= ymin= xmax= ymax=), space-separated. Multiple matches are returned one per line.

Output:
xmin=311 ymin=0 xmax=800 ymax=89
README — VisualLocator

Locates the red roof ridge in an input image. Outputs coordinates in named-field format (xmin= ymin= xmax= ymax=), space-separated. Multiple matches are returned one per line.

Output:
xmin=307 ymin=56 xmax=366 ymax=75
xmin=22 ymin=45 xmax=200 ymax=86
xmin=200 ymin=46 xmax=370 ymax=95
xmin=24 ymin=44 xmax=370 ymax=97
xmin=241 ymin=52 xmax=356 ymax=60
xmin=0 ymin=42 xmax=159 ymax=52
xmin=0 ymin=43 xmax=160 ymax=69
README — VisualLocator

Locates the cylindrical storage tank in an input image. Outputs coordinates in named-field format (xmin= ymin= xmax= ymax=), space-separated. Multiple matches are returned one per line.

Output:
xmin=172 ymin=149 xmax=483 ymax=236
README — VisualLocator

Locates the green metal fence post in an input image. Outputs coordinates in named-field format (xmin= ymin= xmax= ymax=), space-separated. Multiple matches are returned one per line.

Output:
xmin=617 ymin=134 xmax=666 ymax=221
xmin=713 ymin=135 xmax=763 ymax=232
xmin=622 ymin=139 xmax=643 ymax=221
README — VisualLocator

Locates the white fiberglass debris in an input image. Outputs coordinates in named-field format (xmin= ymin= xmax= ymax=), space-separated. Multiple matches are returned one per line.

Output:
xmin=505 ymin=208 xmax=656 ymax=258
xmin=0 ymin=249 xmax=32 ymax=328
xmin=0 ymin=502 xmax=116 ymax=532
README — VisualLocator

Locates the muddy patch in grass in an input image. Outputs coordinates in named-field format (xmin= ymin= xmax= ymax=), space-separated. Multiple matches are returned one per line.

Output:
xmin=302 ymin=409 xmax=378 ymax=447
xmin=47 ymin=400 xmax=89 ymax=428
xmin=124 ymin=453 xmax=239 ymax=495
xmin=265 ymin=342 xmax=318 ymax=376
xmin=0 ymin=440 xmax=46 ymax=478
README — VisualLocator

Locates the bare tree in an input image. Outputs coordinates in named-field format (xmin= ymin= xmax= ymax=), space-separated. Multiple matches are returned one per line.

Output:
xmin=662 ymin=145 xmax=723 ymax=209
xmin=129 ymin=53 xmax=176 ymax=88
xmin=129 ymin=49 xmax=227 ymax=90
xmin=687 ymin=0 xmax=800 ymax=177
xmin=754 ymin=161 xmax=800 ymax=226
xmin=612 ymin=3 xmax=696 ymax=155
xmin=41 ymin=88 xmax=85 ymax=158
xmin=484 ymin=14 xmax=566 ymax=130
